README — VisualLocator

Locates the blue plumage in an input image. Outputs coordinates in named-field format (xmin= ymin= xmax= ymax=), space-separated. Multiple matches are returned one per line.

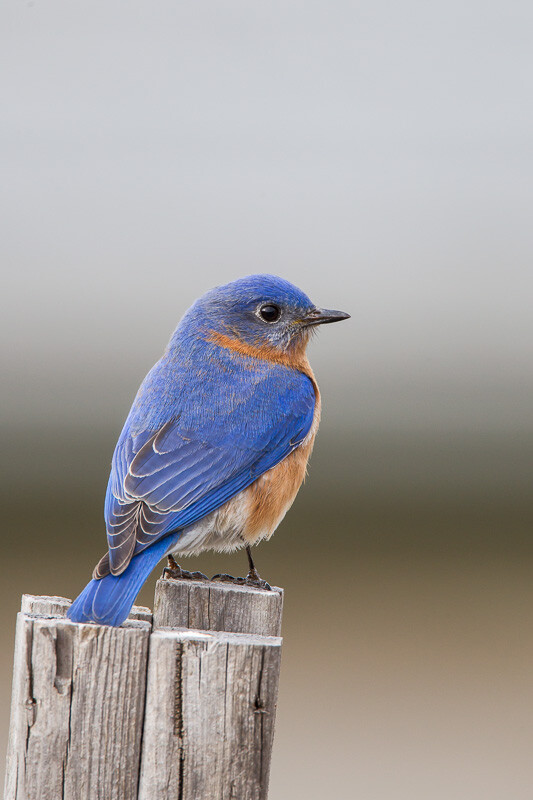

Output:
xmin=68 ymin=274 xmax=349 ymax=626
xmin=68 ymin=537 xmax=174 ymax=626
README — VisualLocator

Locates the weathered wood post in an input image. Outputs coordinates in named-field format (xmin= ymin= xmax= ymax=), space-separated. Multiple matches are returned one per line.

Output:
xmin=138 ymin=577 xmax=283 ymax=800
xmin=153 ymin=576 xmax=283 ymax=636
xmin=5 ymin=596 xmax=152 ymax=800
xmin=5 ymin=580 xmax=283 ymax=800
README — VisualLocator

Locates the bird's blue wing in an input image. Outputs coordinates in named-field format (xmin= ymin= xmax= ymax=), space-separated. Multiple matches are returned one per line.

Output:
xmin=99 ymin=363 xmax=315 ymax=576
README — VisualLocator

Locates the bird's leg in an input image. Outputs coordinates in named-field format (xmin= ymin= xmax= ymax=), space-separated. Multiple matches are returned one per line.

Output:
xmin=244 ymin=545 xmax=271 ymax=590
xmin=211 ymin=546 xmax=271 ymax=590
xmin=162 ymin=553 xmax=208 ymax=581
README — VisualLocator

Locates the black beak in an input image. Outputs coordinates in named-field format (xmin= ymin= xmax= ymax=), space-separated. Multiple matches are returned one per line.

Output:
xmin=303 ymin=308 xmax=351 ymax=327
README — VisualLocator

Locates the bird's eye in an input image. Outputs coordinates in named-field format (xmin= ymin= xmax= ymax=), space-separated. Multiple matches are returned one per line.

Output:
xmin=259 ymin=304 xmax=281 ymax=323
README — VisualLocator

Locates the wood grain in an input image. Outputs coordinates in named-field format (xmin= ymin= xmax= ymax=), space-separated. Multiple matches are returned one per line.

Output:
xmin=5 ymin=607 xmax=151 ymax=800
xmin=153 ymin=577 xmax=283 ymax=637
xmin=20 ymin=594 xmax=153 ymax=626
xmin=138 ymin=628 xmax=282 ymax=800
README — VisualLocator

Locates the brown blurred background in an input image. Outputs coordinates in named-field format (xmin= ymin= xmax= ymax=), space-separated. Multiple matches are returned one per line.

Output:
xmin=2 ymin=2 xmax=533 ymax=798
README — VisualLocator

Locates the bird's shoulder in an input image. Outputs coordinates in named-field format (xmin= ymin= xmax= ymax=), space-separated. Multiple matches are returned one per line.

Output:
xmin=126 ymin=337 xmax=316 ymax=436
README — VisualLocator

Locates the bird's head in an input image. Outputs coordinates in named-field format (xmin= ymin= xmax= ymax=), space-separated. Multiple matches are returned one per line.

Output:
xmin=182 ymin=274 xmax=350 ymax=356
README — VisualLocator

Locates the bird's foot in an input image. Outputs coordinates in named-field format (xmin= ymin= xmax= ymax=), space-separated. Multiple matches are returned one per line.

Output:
xmin=211 ymin=569 xmax=271 ymax=591
xmin=211 ymin=572 xmax=246 ymax=585
xmin=162 ymin=554 xmax=208 ymax=582
xmin=244 ymin=567 xmax=271 ymax=591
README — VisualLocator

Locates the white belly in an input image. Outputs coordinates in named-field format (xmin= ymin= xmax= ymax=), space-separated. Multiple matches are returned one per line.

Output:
xmin=168 ymin=489 xmax=252 ymax=556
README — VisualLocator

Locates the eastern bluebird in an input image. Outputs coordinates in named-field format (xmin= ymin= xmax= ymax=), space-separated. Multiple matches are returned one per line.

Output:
xmin=68 ymin=275 xmax=349 ymax=626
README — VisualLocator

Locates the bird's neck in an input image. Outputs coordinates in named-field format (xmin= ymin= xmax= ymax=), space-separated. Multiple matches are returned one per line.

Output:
xmin=205 ymin=329 xmax=316 ymax=385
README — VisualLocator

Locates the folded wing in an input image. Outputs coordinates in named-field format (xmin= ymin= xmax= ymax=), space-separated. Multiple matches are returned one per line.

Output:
xmin=96 ymin=367 xmax=315 ymax=578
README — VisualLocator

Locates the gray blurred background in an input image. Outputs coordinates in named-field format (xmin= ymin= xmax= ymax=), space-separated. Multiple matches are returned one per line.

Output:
xmin=1 ymin=2 xmax=532 ymax=798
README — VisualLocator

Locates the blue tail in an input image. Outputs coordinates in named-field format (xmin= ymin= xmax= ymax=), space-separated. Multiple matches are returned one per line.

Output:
xmin=67 ymin=537 xmax=173 ymax=627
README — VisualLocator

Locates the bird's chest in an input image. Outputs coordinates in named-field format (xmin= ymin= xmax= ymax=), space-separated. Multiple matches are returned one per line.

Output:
xmin=240 ymin=390 xmax=321 ymax=543
xmin=173 ymin=380 xmax=321 ymax=554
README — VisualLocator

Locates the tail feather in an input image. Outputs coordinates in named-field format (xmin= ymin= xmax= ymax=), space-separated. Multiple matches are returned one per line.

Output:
xmin=67 ymin=537 xmax=172 ymax=626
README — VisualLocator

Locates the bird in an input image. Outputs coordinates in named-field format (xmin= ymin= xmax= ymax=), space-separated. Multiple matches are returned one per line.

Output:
xmin=67 ymin=274 xmax=349 ymax=626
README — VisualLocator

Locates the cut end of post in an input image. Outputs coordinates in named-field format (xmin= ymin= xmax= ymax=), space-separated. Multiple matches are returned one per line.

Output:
xmin=153 ymin=576 xmax=284 ymax=637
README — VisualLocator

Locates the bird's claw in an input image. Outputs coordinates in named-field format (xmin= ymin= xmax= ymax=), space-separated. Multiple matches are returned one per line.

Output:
xmin=162 ymin=555 xmax=208 ymax=582
xmin=211 ymin=570 xmax=271 ymax=591
xmin=244 ymin=568 xmax=271 ymax=591
xmin=162 ymin=566 xmax=208 ymax=581
xmin=211 ymin=573 xmax=246 ymax=585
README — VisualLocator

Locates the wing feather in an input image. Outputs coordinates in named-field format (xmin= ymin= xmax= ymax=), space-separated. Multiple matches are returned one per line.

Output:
xmin=102 ymin=361 xmax=316 ymax=576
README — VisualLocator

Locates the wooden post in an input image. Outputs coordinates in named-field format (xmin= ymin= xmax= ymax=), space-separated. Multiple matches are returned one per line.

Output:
xmin=19 ymin=594 xmax=153 ymax=625
xmin=139 ymin=577 xmax=283 ymax=800
xmin=153 ymin=576 xmax=283 ymax=636
xmin=5 ymin=596 xmax=151 ymax=800
xmin=6 ymin=582 xmax=283 ymax=800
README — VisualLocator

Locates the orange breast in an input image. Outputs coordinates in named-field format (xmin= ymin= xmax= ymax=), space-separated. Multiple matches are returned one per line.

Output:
xmin=241 ymin=432 xmax=317 ymax=544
